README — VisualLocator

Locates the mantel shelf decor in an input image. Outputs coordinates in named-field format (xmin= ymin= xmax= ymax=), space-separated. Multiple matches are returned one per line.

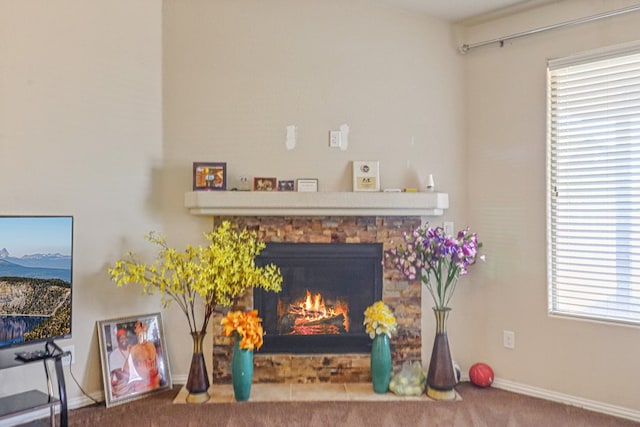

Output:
xmin=184 ymin=191 xmax=449 ymax=217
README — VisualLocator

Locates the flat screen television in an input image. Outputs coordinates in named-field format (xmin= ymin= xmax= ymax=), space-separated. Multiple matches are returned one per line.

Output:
xmin=0 ymin=216 xmax=73 ymax=352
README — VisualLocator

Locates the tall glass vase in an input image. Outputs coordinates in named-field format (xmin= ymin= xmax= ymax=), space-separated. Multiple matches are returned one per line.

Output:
xmin=231 ymin=339 xmax=254 ymax=401
xmin=370 ymin=334 xmax=392 ymax=394
xmin=426 ymin=307 xmax=457 ymax=400
xmin=186 ymin=331 xmax=210 ymax=403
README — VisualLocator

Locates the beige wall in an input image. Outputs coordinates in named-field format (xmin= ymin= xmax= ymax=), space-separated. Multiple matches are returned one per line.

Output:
xmin=162 ymin=0 xmax=466 ymax=382
xmin=1 ymin=0 xmax=638 ymax=419
xmin=461 ymin=0 xmax=640 ymax=412
xmin=162 ymin=0 xmax=465 ymax=195
xmin=0 ymin=0 xmax=163 ymax=403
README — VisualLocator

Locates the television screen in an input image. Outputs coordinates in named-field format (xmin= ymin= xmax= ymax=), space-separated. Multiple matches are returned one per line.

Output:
xmin=0 ymin=216 xmax=73 ymax=349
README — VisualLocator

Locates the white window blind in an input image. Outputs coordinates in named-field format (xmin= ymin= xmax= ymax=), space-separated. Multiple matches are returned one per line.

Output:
xmin=547 ymin=47 xmax=640 ymax=325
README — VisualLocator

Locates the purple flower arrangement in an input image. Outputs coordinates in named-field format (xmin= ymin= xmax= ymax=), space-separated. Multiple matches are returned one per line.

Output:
xmin=386 ymin=224 xmax=484 ymax=309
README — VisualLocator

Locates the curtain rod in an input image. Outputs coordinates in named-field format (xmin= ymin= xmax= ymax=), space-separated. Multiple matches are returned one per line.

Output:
xmin=458 ymin=4 xmax=640 ymax=54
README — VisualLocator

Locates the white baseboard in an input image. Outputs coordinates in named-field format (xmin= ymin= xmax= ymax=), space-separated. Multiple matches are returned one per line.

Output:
xmin=491 ymin=377 xmax=640 ymax=423
xmin=172 ymin=374 xmax=187 ymax=384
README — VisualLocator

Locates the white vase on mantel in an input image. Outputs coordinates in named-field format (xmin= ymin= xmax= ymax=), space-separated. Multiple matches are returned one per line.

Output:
xmin=426 ymin=174 xmax=435 ymax=192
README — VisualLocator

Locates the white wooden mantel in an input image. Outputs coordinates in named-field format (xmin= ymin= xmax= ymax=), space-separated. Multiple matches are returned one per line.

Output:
xmin=184 ymin=191 xmax=449 ymax=217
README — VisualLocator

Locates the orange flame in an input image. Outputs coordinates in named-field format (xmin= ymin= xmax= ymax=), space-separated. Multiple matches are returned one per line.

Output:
xmin=287 ymin=290 xmax=349 ymax=334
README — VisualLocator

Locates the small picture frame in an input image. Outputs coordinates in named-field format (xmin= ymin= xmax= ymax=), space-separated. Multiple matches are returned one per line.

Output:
xmin=278 ymin=180 xmax=295 ymax=191
xmin=193 ymin=162 xmax=226 ymax=191
xmin=353 ymin=161 xmax=380 ymax=192
xmin=97 ymin=313 xmax=172 ymax=407
xmin=297 ymin=178 xmax=319 ymax=192
xmin=254 ymin=177 xmax=277 ymax=191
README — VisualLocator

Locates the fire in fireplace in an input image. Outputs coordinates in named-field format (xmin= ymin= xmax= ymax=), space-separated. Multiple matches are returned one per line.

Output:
xmin=254 ymin=242 xmax=383 ymax=354
xmin=282 ymin=289 xmax=350 ymax=335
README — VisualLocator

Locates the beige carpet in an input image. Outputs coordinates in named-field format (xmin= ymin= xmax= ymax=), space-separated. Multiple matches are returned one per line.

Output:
xmin=42 ymin=383 xmax=640 ymax=427
xmin=173 ymin=382 xmax=461 ymax=403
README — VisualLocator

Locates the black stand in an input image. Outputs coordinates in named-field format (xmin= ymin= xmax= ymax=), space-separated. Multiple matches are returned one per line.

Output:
xmin=0 ymin=341 xmax=68 ymax=427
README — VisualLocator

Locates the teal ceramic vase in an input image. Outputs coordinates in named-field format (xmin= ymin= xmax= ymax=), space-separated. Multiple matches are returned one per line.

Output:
xmin=231 ymin=339 xmax=254 ymax=401
xmin=370 ymin=334 xmax=392 ymax=393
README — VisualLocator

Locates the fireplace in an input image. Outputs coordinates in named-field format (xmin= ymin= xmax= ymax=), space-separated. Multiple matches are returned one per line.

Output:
xmin=255 ymin=242 xmax=383 ymax=354
xmin=211 ymin=216 xmax=422 ymax=384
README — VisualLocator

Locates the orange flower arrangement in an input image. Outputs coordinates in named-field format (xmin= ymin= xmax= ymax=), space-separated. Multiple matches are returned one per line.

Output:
xmin=221 ymin=309 xmax=264 ymax=351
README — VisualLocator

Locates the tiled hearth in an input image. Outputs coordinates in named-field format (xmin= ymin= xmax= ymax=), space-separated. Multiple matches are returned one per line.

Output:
xmin=173 ymin=383 xmax=460 ymax=403
xmin=211 ymin=216 xmax=422 ymax=384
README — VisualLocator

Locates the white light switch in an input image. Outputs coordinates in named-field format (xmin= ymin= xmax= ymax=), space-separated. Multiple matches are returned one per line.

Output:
xmin=329 ymin=131 xmax=341 ymax=148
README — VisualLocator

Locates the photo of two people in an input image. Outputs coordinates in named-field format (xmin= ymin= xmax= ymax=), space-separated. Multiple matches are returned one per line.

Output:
xmin=98 ymin=313 xmax=172 ymax=407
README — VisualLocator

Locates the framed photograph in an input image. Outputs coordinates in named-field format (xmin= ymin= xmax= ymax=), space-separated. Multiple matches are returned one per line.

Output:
xmin=297 ymin=178 xmax=319 ymax=192
xmin=353 ymin=161 xmax=380 ymax=192
xmin=278 ymin=180 xmax=295 ymax=191
xmin=193 ymin=162 xmax=226 ymax=191
xmin=97 ymin=313 xmax=172 ymax=407
xmin=254 ymin=177 xmax=277 ymax=191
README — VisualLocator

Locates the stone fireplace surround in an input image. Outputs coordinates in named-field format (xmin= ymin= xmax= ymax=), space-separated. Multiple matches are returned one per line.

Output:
xmin=211 ymin=215 xmax=423 ymax=384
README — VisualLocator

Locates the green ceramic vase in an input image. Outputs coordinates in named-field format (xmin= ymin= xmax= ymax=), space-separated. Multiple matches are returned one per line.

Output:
xmin=370 ymin=334 xmax=392 ymax=393
xmin=231 ymin=339 xmax=254 ymax=401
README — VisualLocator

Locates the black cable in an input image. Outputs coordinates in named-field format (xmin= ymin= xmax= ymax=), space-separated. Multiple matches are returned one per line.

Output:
xmin=62 ymin=351 xmax=100 ymax=405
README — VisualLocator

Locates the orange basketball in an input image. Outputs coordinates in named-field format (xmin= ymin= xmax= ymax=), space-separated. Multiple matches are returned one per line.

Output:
xmin=469 ymin=362 xmax=494 ymax=387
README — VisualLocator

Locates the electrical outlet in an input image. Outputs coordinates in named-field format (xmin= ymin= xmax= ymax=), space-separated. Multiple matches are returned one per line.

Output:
xmin=443 ymin=221 xmax=454 ymax=236
xmin=61 ymin=345 xmax=75 ymax=366
xmin=503 ymin=330 xmax=515 ymax=349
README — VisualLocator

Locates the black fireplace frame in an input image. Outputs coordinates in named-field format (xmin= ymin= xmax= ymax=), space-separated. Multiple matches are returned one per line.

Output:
xmin=254 ymin=242 xmax=383 ymax=354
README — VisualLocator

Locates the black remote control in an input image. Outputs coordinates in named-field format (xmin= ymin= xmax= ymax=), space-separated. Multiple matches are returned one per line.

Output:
xmin=15 ymin=350 xmax=50 ymax=362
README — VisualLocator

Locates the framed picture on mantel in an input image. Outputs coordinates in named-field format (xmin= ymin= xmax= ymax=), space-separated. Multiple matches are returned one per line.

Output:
xmin=193 ymin=162 xmax=226 ymax=191
xmin=353 ymin=161 xmax=380 ymax=192
xmin=297 ymin=178 xmax=318 ymax=192
xmin=278 ymin=180 xmax=295 ymax=191
xmin=254 ymin=177 xmax=277 ymax=191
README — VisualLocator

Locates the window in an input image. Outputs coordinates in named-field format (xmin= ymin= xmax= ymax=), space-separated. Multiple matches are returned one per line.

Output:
xmin=547 ymin=45 xmax=640 ymax=325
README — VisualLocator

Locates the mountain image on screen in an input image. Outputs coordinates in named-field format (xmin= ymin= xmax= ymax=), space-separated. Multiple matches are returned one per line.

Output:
xmin=0 ymin=216 xmax=73 ymax=349
xmin=0 ymin=251 xmax=71 ymax=282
